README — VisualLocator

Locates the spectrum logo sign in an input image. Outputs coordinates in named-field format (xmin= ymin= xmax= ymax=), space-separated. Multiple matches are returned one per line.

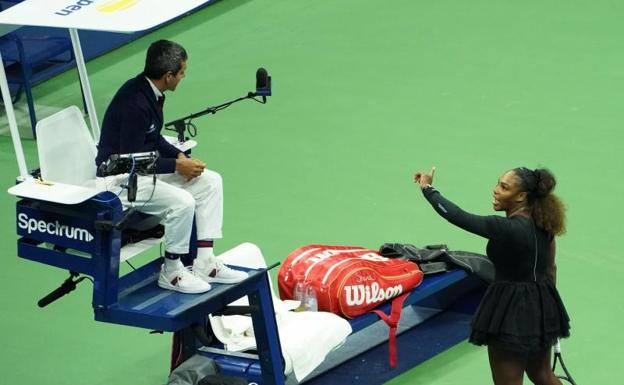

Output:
xmin=17 ymin=213 xmax=94 ymax=243
xmin=55 ymin=0 xmax=139 ymax=16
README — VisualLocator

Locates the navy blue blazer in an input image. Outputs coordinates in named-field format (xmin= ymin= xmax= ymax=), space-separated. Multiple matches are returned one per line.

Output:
xmin=95 ymin=73 xmax=181 ymax=174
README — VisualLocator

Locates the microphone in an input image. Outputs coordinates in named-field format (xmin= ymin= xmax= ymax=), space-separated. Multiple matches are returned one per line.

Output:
xmin=256 ymin=68 xmax=267 ymax=89
xmin=255 ymin=67 xmax=272 ymax=99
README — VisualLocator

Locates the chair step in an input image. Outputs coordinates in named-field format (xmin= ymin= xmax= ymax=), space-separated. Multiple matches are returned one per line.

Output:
xmin=94 ymin=260 xmax=267 ymax=332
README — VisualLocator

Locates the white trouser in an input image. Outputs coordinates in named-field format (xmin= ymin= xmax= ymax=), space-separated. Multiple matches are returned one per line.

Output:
xmin=96 ymin=170 xmax=223 ymax=254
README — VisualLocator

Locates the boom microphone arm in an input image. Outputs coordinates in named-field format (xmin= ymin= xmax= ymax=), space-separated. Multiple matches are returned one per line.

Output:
xmin=165 ymin=68 xmax=272 ymax=142
xmin=164 ymin=93 xmax=259 ymax=142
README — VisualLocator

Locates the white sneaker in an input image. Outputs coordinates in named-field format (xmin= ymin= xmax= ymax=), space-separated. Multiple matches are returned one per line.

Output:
xmin=193 ymin=258 xmax=248 ymax=284
xmin=158 ymin=264 xmax=211 ymax=294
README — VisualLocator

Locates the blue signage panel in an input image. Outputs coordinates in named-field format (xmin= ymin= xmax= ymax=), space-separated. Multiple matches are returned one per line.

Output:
xmin=16 ymin=203 xmax=96 ymax=253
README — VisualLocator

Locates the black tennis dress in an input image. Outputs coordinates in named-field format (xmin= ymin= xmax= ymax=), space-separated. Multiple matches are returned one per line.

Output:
xmin=422 ymin=186 xmax=570 ymax=352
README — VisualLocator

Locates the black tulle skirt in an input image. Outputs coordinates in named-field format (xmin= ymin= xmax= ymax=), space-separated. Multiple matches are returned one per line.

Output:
xmin=469 ymin=279 xmax=570 ymax=352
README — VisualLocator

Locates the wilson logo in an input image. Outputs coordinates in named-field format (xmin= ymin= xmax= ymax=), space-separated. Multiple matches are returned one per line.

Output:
xmin=343 ymin=282 xmax=403 ymax=306
xmin=18 ymin=213 xmax=94 ymax=242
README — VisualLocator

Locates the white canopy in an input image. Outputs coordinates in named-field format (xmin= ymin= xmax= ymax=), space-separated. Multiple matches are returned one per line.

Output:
xmin=0 ymin=0 xmax=209 ymax=32
xmin=0 ymin=0 xmax=211 ymax=177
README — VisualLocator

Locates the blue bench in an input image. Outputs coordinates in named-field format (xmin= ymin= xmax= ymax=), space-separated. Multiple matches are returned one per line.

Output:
xmin=197 ymin=270 xmax=485 ymax=385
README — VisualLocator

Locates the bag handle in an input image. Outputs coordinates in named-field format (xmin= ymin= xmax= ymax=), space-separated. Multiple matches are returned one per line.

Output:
xmin=371 ymin=292 xmax=410 ymax=368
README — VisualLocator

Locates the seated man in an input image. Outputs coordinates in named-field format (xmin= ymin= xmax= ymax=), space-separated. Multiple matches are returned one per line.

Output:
xmin=95 ymin=40 xmax=247 ymax=294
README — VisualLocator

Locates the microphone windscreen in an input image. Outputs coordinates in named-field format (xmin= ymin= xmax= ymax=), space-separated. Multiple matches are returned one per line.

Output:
xmin=256 ymin=68 xmax=268 ymax=89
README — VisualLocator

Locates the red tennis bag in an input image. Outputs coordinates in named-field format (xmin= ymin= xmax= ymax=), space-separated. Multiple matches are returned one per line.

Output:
xmin=278 ymin=245 xmax=424 ymax=367
xmin=278 ymin=245 xmax=424 ymax=318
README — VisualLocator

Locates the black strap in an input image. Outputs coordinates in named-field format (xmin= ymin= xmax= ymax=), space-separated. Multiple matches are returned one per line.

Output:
xmin=379 ymin=243 xmax=448 ymax=263
xmin=419 ymin=261 xmax=451 ymax=275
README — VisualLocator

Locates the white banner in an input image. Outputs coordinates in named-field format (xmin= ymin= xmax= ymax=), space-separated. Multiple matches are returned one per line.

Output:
xmin=0 ymin=0 xmax=211 ymax=33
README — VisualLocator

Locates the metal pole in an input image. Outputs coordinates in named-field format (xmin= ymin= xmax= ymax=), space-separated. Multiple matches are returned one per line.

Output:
xmin=69 ymin=28 xmax=100 ymax=142
xmin=0 ymin=51 xmax=29 ymax=178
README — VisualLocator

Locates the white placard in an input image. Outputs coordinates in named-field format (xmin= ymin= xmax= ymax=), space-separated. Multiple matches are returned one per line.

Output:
xmin=0 ymin=0 xmax=211 ymax=33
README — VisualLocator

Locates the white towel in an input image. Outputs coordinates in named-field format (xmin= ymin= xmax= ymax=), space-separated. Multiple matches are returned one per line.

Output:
xmin=210 ymin=243 xmax=352 ymax=381
xmin=275 ymin=309 xmax=351 ymax=381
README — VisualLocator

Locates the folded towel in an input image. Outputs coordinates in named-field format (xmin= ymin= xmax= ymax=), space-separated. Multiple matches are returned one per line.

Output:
xmin=210 ymin=243 xmax=352 ymax=381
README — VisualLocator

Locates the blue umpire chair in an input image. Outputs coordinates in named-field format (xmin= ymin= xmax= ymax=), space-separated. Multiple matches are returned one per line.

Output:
xmin=9 ymin=106 xmax=287 ymax=385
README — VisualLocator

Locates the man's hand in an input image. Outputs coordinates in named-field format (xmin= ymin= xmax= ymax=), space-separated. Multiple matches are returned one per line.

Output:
xmin=176 ymin=155 xmax=206 ymax=181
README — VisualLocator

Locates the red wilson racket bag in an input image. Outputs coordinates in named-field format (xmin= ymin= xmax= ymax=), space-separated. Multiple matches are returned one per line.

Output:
xmin=278 ymin=245 xmax=424 ymax=367
xmin=278 ymin=245 xmax=423 ymax=318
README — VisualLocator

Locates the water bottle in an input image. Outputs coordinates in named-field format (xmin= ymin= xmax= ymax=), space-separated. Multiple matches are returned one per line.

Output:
xmin=303 ymin=285 xmax=318 ymax=312
xmin=293 ymin=280 xmax=306 ymax=312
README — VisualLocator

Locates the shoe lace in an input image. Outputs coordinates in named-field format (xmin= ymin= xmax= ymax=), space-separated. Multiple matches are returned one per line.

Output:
xmin=190 ymin=259 xmax=232 ymax=274
xmin=213 ymin=259 xmax=227 ymax=271
xmin=181 ymin=266 xmax=197 ymax=278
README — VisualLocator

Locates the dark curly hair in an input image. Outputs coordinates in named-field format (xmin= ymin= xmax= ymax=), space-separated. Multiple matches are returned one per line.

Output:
xmin=512 ymin=167 xmax=566 ymax=236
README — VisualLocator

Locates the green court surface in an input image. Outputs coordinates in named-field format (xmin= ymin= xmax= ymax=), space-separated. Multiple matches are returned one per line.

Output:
xmin=1 ymin=0 xmax=622 ymax=384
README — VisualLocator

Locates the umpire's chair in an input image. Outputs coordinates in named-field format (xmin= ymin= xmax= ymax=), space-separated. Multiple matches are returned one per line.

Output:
xmin=34 ymin=105 xmax=162 ymax=260
xmin=9 ymin=107 xmax=286 ymax=385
